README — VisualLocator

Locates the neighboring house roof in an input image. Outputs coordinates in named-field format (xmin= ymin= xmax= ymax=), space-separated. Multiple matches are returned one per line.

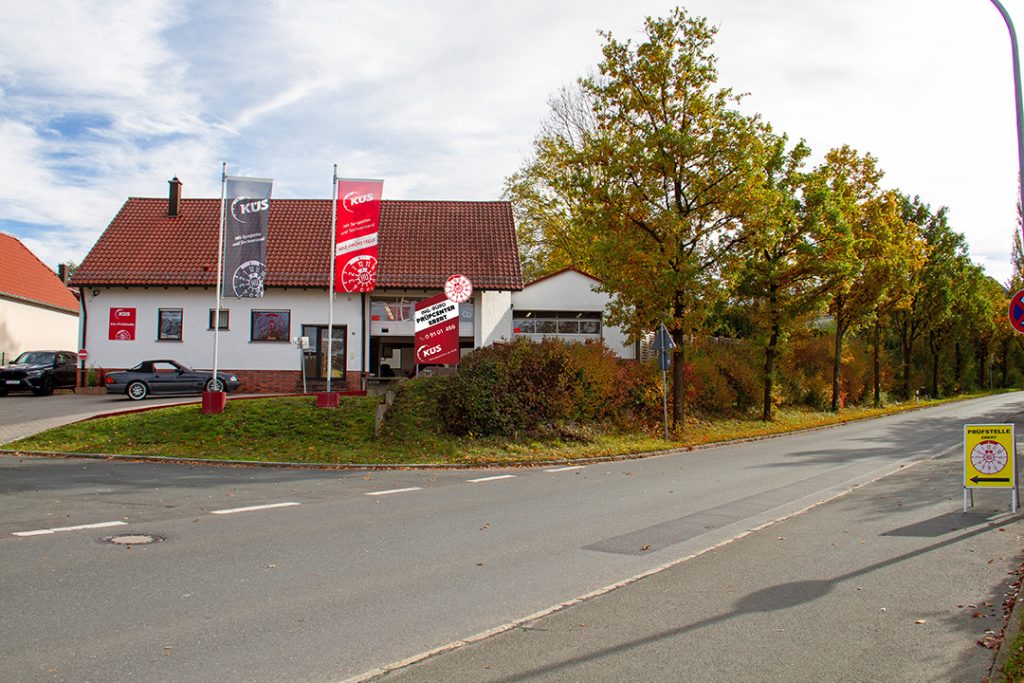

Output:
xmin=0 ymin=233 xmax=79 ymax=314
xmin=522 ymin=266 xmax=601 ymax=288
xmin=70 ymin=198 xmax=523 ymax=291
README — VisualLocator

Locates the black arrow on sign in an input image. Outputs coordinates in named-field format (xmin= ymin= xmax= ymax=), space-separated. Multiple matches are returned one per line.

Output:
xmin=971 ymin=475 xmax=1011 ymax=483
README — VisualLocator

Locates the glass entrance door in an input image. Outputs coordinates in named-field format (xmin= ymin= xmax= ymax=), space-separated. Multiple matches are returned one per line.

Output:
xmin=302 ymin=325 xmax=346 ymax=380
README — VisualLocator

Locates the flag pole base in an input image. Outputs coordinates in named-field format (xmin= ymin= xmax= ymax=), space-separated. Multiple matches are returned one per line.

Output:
xmin=201 ymin=391 xmax=227 ymax=415
xmin=316 ymin=392 xmax=340 ymax=409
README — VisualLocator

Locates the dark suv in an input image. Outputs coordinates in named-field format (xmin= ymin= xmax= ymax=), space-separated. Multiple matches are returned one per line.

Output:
xmin=0 ymin=351 xmax=78 ymax=396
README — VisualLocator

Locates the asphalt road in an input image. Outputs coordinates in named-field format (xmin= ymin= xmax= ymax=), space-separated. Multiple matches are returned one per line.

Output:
xmin=1 ymin=393 xmax=1023 ymax=682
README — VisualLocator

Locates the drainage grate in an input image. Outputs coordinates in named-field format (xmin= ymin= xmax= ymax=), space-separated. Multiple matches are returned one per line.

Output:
xmin=99 ymin=533 xmax=165 ymax=546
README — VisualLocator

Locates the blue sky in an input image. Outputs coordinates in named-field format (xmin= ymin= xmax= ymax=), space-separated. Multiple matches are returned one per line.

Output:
xmin=1 ymin=0 xmax=1021 ymax=284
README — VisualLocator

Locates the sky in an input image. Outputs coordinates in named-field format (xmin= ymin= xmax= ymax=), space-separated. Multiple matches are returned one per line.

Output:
xmin=1 ymin=0 xmax=1022 ymax=284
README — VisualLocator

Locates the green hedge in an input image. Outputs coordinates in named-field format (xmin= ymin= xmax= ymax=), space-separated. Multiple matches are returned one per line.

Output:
xmin=436 ymin=338 xmax=659 ymax=438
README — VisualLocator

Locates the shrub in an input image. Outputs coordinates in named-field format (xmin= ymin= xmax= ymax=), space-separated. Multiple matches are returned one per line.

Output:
xmin=437 ymin=338 xmax=659 ymax=438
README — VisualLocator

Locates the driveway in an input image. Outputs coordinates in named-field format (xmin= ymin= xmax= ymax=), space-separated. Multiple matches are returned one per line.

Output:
xmin=0 ymin=391 xmax=206 ymax=445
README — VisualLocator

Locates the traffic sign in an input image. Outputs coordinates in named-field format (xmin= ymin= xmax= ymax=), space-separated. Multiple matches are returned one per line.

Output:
xmin=652 ymin=324 xmax=676 ymax=352
xmin=1009 ymin=289 xmax=1024 ymax=334
xmin=964 ymin=424 xmax=1015 ymax=488
xmin=78 ymin=349 xmax=88 ymax=361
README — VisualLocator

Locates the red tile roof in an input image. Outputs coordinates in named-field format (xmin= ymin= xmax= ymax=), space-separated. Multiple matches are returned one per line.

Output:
xmin=0 ymin=233 xmax=79 ymax=314
xmin=70 ymin=198 xmax=523 ymax=291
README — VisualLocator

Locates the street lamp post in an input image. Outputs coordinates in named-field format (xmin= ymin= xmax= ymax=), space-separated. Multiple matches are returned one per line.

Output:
xmin=990 ymin=0 xmax=1024 ymax=251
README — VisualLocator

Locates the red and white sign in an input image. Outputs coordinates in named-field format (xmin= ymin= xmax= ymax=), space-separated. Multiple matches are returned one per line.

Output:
xmin=335 ymin=178 xmax=384 ymax=293
xmin=108 ymin=307 xmax=136 ymax=341
xmin=444 ymin=274 xmax=473 ymax=303
xmin=1010 ymin=289 xmax=1024 ymax=334
xmin=78 ymin=349 xmax=88 ymax=361
xmin=414 ymin=293 xmax=460 ymax=365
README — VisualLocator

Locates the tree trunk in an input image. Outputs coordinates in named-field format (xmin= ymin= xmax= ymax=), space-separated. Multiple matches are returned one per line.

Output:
xmin=1001 ymin=337 xmax=1011 ymax=387
xmin=899 ymin=316 xmax=912 ymax=401
xmin=831 ymin=312 xmax=845 ymax=412
xmin=929 ymin=331 xmax=939 ymax=398
xmin=671 ymin=330 xmax=686 ymax=429
xmin=978 ymin=341 xmax=989 ymax=389
xmin=954 ymin=341 xmax=963 ymax=393
xmin=762 ymin=324 xmax=779 ymax=421
xmin=872 ymin=318 xmax=881 ymax=407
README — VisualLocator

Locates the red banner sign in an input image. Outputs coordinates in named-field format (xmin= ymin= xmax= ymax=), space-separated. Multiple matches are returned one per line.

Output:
xmin=108 ymin=307 xmax=136 ymax=341
xmin=414 ymin=293 xmax=460 ymax=365
xmin=335 ymin=178 xmax=384 ymax=292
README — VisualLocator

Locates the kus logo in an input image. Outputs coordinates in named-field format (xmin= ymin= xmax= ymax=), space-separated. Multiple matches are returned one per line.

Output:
xmin=342 ymin=191 xmax=375 ymax=213
xmin=231 ymin=196 xmax=270 ymax=223
xmin=114 ymin=308 xmax=133 ymax=318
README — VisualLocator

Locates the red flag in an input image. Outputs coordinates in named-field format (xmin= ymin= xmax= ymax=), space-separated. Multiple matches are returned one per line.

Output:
xmin=335 ymin=179 xmax=383 ymax=292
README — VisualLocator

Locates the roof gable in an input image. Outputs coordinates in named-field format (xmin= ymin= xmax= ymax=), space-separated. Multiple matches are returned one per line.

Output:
xmin=71 ymin=198 xmax=523 ymax=291
xmin=0 ymin=233 xmax=79 ymax=313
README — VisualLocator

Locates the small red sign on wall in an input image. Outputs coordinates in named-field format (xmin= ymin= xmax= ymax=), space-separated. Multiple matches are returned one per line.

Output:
xmin=108 ymin=307 xmax=136 ymax=341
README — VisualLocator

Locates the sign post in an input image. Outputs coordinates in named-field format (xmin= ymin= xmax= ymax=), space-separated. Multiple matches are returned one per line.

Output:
xmin=964 ymin=424 xmax=1017 ymax=512
xmin=652 ymin=324 xmax=676 ymax=441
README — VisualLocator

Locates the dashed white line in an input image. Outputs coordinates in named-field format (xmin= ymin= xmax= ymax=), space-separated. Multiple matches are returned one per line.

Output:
xmin=210 ymin=502 xmax=301 ymax=515
xmin=467 ymin=475 xmax=516 ymax=483
xmin=366 ymin=487 xmax=423 ymax=496
xmin=545 ymin=466 xmax=585 ymax=472
xmin=13 ymin=521 xmax=127 ymax=537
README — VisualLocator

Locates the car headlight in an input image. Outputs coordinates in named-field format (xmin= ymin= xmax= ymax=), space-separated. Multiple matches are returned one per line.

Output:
xmin=228 ymin=375 xmax=238 ymax=382
xmin=26 ymin=369 xmax=43 ymax=377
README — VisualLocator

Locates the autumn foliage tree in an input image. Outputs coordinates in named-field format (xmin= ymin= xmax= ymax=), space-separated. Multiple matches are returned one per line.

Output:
xmin=506 ymin=8 xmax=762 ymax=429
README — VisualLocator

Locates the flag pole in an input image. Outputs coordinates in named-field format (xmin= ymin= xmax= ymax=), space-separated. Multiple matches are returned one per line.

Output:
xmin=213 ymin=162 xmax=227 ymax=387
xmin=326 ymin=164 xmax=338 ymax=392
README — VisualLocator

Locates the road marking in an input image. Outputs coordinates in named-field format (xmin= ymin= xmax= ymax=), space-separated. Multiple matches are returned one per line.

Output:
xmin=545 ymin=466 xmax=584 ymax=472
xmin=365 ymin=487 xmax=423 ymax=496
xmin=13 ymin=520 xmax=127 ymax=537
xmin=467 ymin=475 xmax=516 ymax=483
xmin=210 ymin=502 xmax=301 ymax=515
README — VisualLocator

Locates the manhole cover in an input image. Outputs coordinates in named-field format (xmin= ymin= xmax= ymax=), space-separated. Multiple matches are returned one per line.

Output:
xmin=99 ymin=533 xmax=165 ymax=546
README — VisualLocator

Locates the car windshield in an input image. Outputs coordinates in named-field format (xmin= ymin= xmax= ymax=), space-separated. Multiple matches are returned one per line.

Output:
xmin=130 ymin=361 xmax=192 ymax=373
xmin=13 ymin=352 xmax=54 ymax=365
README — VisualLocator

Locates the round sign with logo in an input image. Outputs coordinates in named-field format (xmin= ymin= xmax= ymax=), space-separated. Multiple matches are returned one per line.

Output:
xmin=1010 ymin=289 xmax=1024 ymax=334
xmin=445 ymin=274 xmax=473 ymax=303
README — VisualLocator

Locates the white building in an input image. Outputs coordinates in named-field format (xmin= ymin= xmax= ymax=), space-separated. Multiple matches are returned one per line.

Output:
xmin=511 ymin=267 xmax=635 ymax=359
xmin=0 ymin=233 xmax=79 ymax=364
xmin=70 ymin=181 xmax=635 ymax=392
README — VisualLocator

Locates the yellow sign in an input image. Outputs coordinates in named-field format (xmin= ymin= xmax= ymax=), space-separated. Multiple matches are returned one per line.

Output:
xmin=964 ymin=424 xmax=1016 ymax=488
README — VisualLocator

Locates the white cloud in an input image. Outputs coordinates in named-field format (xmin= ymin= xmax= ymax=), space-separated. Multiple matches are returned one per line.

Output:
xmin=0 ymin=0 xmax=1021 ymax=285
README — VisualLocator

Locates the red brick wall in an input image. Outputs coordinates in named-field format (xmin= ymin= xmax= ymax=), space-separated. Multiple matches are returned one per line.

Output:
xmin=94 ymin=368 xmax=362 ymax=395
xmin=229 ymin=369 xmax=362 ymax=394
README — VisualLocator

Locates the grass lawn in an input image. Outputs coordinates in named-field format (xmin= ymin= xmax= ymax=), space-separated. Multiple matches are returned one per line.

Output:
xmin=2 ymin=388 xmax=991 ymax=467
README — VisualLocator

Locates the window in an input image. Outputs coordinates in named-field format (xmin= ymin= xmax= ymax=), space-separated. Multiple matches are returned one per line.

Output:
xmin=158 ymin=309 xmax=183 ymax=341
xmin=209 ymin=308 xmax=230 ymax=330
xmin=370 ymin=298 xmax=414 ymax=322
xmin=513 ymin=311 xmax=602 ymax=338
xmin=251 ymin=310 xmax=290 ymax=342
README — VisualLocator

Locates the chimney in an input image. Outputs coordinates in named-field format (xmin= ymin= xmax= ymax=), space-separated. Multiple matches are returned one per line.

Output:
xmin=168 ymin=177 xmax=182 ymax=217
xmin=57 ymin=264 xmax=69 ymax=283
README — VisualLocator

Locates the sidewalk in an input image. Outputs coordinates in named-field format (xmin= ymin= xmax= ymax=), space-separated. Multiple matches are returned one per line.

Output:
xmin=373 ymin=450 xmax=1024 ymax=682
xmin=0 ymin=393 xmax=205 ymax=445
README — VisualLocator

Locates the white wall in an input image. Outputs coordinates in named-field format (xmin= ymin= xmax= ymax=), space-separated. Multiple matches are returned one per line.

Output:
xmin=511 ymin=270 xmax=635 ymax=359
xmin=479 ymin=290 xmax=513 ymax=346
xmin=81 ymin=288 xmax=363 ymax=372
xmin=0 ymin=297 xmax=79 ymax=363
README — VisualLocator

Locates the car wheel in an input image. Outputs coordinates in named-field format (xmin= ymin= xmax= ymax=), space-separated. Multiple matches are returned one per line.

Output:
xmin=32 ymin=377 xmax=54 ymax=397
xmin=0 ymin=387 xmax=7 ymax=397
xmin=126 ymin=381 xmax=149 ymax=401
xmin=205 ymin=378 xmax=225 ymax=393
